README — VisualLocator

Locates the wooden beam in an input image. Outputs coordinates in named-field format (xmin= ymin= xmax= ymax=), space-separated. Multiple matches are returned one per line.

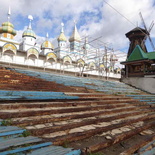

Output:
xmin=0 ymin=104 xmax=147 ymax=119
xmin=52 ymin=114 xmax=155 ymax=145
xmin=82 ymin=121 xmax=155 ymax=154
xmin=120 ymin=134 xmax=155 ymax=155
xmin=12 ymin=108 xmax=154 ymax=127
xmin=29 ymin=110 xmax=155 ymax=136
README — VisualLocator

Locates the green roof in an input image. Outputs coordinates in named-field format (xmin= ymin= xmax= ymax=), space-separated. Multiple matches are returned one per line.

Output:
xmin=127 ymin=45 xmax=148 ymax=62
xmin=147 ymin=52 xmax=155 ymax=60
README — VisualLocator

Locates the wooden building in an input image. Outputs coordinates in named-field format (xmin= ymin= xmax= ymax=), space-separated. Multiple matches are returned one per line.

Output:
xmin=121 ymin=27 xmax=155 ymax=77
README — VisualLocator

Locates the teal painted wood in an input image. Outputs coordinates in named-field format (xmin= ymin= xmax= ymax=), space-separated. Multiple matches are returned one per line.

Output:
xmin=65 ymin=149 xmax=81 ymax=155
xmin=0 ymin=136 xmax=42 ymax=150
xmin=0 ymin=142 xmax=52 ymax=155
xmin=24 ymin=96 xmax=79 ymax=100
xmin=0 ymin=90 xmax=64 ymax=97
xmin=29 ymin=146 xmax=61 ymax=155
xmin=0 ymin=133 xmax=21 ymax=142
xmin=0 ymin=136 xmax=38 ymax=145
xmin=29 ymin=146 xmax=72 ymax=155
xmin=147 ymin=102 xmax=155 ymax=104
xmin=126 ymin=95 xmax=155 ymax=97
xmin=139 ymin=139 xmax=155 ymax=153
xmin=0 ymin=90 xmax=79 ymax=101
xmin=0 ymin=95 xmax=79 ymax=101
xmin=0 ymin=126 xmax=21 ymax=133
xmin=0 ymin=96 xmax=21 ymax=100
xmin=140 ymin=100 xmax=152 ymax=102
xmin=0 ymin=129 xmax=26 ymax=137
xmin=134 ymin=147 xmax=155 ymax=155
xmin=44 ymin=147 xmax=72 ymax=155
xmin=140 ymin=147 xmax=155 ymax=155
xmin=134 ymin=97 xmax=155 ymax=99
xmin=14 ymin=67 xmax=141 ymax=95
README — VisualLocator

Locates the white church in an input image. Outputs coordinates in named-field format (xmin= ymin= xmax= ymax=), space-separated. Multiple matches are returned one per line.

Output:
xmin=0 ymin=9 xmax=121 ymax=78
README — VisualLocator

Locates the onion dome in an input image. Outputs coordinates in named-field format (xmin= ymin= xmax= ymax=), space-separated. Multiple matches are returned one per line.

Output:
xmin=57 ymin=32 xmax=67 ymax=42
xmin=22 ymin=28 xmax=36 ymax=39
xmin=69 ymin=22 xmax=81 ymax=42
xmin=2 ymin=21 xmax=13 ymax=27
xmin=41 ymin=40 xmax=54 ymax=50
xmin=22 ymin=15 xmax=36 ymax=39
xmin=0 ymin=7 xmax=16 ymax=37
xmin=41 ymin=33 xmax=54 ymax=50
xmin=57 ymin=23 xmax=67 ymax=42
xmin=0 ymin=21 xmax=16 ymax=36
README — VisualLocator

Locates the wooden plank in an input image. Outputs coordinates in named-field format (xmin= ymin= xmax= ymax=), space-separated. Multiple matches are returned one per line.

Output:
xmin=0 ymin=142 xmax=52 ymax=155
xmin=0 ymin=134 xmax=19 ymax=142
xmin=0 ymin=126 xmax=21 ymax=133
xmin=30 ymin=110 xmax=155 ymax=136
xmin=0 ymin=136 xmax=42 ymax=150
xmin=138 ymin=139 xmax=155 ymax=154
xmin=45 ymin=148 xmax=72 ymax=155
xmin=52 ymin=114 xmax=155 ymax=145
xmin=120 ymin=134 xmax=155 ymax=155
xmin=30 ymin=145 xmax=74 ymax=155
xmin=82 ymin=121 xmax=155 ymax=154
xmin=65 ymin=149 xmax=81 ymax=155
xmin=29 ymin=146 xmax=62 ymax=155
xmin=139 ymin=147 xmax=155 ymax=155
xmin=0 ymin=129 xmax=26 ymax=137
xmin=0 ymin=105 xmax=141 ymax=119
xmin=12 ymin=108 xmax=155 ymax=127
xmin=0 ymin=136 xmax=41 ymax=145
xmin=0 ymin=100 xmax=134 ymax=110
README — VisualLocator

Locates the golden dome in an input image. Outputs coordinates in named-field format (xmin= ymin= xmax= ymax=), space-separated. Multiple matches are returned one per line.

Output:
xmin=22 ymin=28 xmax=36 ymax=39
xmin=57 ymin=32 xmax=67 ymax=42
xmin=2 ymin=22 xmax=14 ymax=28
xmin=41 ymin=40 xmax=54 ymax=49
xmin=0 ymin=21 xmax=16 ymax=36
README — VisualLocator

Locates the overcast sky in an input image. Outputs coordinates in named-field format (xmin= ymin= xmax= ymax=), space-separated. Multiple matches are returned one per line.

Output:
xmin=0 ymin=0 xmax=155 ymax=54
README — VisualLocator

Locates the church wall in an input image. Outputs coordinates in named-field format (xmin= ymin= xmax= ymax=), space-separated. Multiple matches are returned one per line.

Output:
xmin=0 ymin=38 xmax=19 ymax=49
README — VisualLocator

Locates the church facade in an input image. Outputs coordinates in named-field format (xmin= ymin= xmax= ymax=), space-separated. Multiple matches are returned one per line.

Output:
xmin=0 ymin=10 xmax=120 ymax=78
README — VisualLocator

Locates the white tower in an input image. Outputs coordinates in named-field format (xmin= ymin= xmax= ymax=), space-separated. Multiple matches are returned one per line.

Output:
xmin=20 ymin=15 xmax=36 ymax=51
xmin=69 ymin=21 xmax=81 ymax=52
xmin=57 ymin=23 xmax=67 ymax=49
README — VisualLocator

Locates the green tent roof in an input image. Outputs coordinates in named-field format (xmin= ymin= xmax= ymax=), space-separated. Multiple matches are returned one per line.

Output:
xmin=147 ymin=52 xmax=155 ymax=60
xmin=127 ymin=45 xmax=148 ymax=62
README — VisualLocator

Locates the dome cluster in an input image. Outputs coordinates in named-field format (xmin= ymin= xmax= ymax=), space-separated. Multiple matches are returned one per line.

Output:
xmin=0 ymin=13 xmax=82 ymax=54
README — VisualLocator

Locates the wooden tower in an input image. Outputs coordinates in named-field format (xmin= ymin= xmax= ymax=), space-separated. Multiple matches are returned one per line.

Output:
xmin=125 ymin=27 xmax=149 ymax=58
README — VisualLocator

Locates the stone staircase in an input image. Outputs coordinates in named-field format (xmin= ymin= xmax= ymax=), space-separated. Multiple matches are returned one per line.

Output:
xmin=0 ymin=67 xmax=154 ymax=154
xmin=0 ymin=93 xmax=154 ymax=154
